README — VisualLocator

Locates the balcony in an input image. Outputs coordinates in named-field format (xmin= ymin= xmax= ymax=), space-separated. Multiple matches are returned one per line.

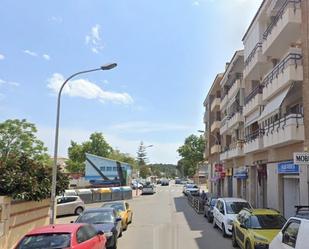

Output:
xmin=244 ymin=42 xmax=268 ymax=80
xmin=211 ymin=97 xmax=221 ymax=112
xmin=220 ymin=150 xmax=229 ymax=161
xmin=228 ymin=79 xmax=243 ymax=100
xmin=211 ymin=120 xmax=221 ymax=133
xmin=243 ymin=85 xmax=263 ymax=117
xmin=263 ymin=114 xmax=304 ymax=149
xmin=262 ymin=0 xmax=301 ymax=58
xmin=244 ymin=130 xmax=264 ymax=154
xmin=211 ymin=145 xmax=221 ymax=155
xmin=262 ymin=49 xmax=303 ymax=101
xmin=220 ymin=95 xmax=228 ymax=111
xmin=228 ymin=112 xmax=244 ymax=129
xmin=228 ymin=142 xmax=244 ymax=159
xmin=220 ymin=118 xmax=228 ymax=134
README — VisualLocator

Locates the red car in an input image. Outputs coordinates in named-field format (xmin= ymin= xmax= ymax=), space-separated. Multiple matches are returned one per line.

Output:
xmin=15 ymin=223 xmax=107 ymax=249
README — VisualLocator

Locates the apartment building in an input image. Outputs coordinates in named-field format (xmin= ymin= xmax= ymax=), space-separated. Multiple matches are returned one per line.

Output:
xmin=203 ymin=0 xmax=308 ymax=218
xmin=203 ymin=73 xmax=223 ymax=195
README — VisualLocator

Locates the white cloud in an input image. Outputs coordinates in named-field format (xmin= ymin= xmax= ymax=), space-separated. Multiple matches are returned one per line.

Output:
xmin=42 ymin=54 xmax=50 ymax=60
xmin=23 ymin=49 xmax=38 ymax=57
xmin=85 ymin=24 xmax=104 ymax=53
xmin=49 ymin=16 xmax=63 ymax=24
xmin=47 ymin=73 xmax=133 ymax=104
xmin=36 ymin=125 xmax=180 ymax=164
xmin=0 ymin=54 xmax=5 ymax=60
xmin=0 ymin=78 xmax=19 ymax=87
xmin=109 ymin=121 xmax=192 ymax=133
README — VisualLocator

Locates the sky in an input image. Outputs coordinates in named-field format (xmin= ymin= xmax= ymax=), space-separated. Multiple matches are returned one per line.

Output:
xmin=0 ymin=0 xmax=263 ymax=164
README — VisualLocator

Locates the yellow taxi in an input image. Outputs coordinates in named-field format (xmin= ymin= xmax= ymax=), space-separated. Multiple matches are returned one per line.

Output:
xmin=102 ymin=201 xmax=133 ymax=230
xmin=232 ymin=208 xmax=286 ymax=249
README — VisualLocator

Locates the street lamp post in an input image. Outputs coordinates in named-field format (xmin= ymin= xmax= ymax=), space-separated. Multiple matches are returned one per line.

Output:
xmin=50 ymin=63 xmax=117 ymax=224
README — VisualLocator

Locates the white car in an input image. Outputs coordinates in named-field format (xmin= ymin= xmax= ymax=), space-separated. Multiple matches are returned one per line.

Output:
xmin=213 ymin=197 xmax=252 ymax=237
xmin=183 ymin=183 xmax=198 ymax=195
xmin=142 ymin=184 xmax=156 ymax=194
xmin=56 ymin=195 xmax=85 ymax=216
xmin=270 ymin=206 xmax=309 ymax=249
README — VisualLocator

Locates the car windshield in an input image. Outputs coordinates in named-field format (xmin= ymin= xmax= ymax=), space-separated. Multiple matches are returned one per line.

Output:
xmin=103 ymin=203 xmax=125 ymax=212
xmin=16 ymin=233 xmax=71 ymax=249
xmin=226 ymin=202 xmax=251 ymax=214
xmin=250 ymin=215 xmax=286 ymax=229
xmin=76 ymin=211 xmax=114 ymax=223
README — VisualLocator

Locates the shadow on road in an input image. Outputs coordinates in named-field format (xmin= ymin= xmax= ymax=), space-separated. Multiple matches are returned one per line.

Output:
xmin=173 ymin=195 xmax=232 ymax=249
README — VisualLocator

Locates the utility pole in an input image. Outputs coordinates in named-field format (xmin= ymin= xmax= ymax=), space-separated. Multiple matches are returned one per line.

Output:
xmin=302 ymin=0 xmax=309 ymax=151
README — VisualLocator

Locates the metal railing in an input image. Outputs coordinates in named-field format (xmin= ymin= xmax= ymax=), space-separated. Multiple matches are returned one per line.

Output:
xmin=262 ymin=52 xmax=302 ymax=87
xmin=245 ymin=129 xmax=265 ymax=143
xmin=263 ymin=113 xmax=303 ymax=136
xmin=245 ymin=84 xmax=263 ymax=104
xmin=245 ymin=42 xmax=262 ymax=66
xmin=263 ymin=0 xmax=301 ymax=40
xmin=187 ymin=194 xmax=205 ymax=214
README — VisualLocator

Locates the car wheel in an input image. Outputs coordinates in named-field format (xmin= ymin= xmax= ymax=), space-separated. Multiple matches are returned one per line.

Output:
xmin=232 ymin=229 xmax=238 ymax=248
xmin=74 ymin=207 xmax=84 ymax=215
xmin=222 ymin=223 xmax=227 ymax=238
xmin=213 ymin=219 xmax=218 ymax=229
xmin=245 ymin=241 xmax=252 ymax=249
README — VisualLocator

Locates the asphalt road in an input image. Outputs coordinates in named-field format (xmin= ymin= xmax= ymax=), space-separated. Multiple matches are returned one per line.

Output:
xmin=57 ymin=183 xmax=234 ymax=249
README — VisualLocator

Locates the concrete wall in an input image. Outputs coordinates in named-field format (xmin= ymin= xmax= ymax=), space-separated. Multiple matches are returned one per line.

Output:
xmin=0 ymin=197 xmax=50 ymax=249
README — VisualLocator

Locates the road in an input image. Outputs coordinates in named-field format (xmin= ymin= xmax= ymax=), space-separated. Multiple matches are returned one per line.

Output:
xmin=57 ymin=183 xmax=233 ymax=249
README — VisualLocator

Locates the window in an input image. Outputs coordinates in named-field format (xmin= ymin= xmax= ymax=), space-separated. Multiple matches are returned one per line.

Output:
xmin=113 ymin=167 xmax=117 ymax=171
xmin=76 ymin=226 xmax=88 ymax=243
xmin=100 ymin=166 xmax=106 ymax=171
xmin=106 ymin=166 xmax=112 ymax=171
xmin=84 ymin=225 xmax=98 ymax=239
xmin=282 ymin=220 xmax=300 ymax=248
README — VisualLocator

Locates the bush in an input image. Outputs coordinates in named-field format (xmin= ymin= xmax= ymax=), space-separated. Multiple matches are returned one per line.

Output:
xmin=0 ymin=155 xmax=69 ymax=201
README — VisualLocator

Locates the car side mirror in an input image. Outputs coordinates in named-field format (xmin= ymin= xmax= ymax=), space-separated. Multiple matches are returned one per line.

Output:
xmin=97 ymin=230 xmax=104 ymax=235
xmin=116 ymin=217 xmax=122 ymax=222
xmin=240 ymin=223 xmax=247 ymax=229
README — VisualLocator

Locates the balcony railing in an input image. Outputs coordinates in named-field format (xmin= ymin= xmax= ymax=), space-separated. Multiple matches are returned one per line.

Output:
xmin=262 ymin=52 xmax=302 ymax=87
xmin=245 ymin=42 xmax=262 ymax=66
xmin=245 ymin=85 xmax=263 ymax=105
xmin=245 ymin=129 xmax=265 ymax=143
xmin=263 ymin=0 xmax=301 ymax=40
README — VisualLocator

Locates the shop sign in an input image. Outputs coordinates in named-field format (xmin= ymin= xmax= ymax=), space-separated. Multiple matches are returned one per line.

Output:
xmin=278 ymin=161 xmax=299 ymax=174
xmin=233 ymin=168 xmax=248 ymax=179
xmin=214 ymin=164 xmax=223 ymax=172
xmin=293 ymin=152 xmax=309 ymax=165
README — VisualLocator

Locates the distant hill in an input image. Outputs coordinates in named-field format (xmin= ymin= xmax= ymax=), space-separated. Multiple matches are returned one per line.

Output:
xmin=148 ymin=163 xmax=178 ymax=178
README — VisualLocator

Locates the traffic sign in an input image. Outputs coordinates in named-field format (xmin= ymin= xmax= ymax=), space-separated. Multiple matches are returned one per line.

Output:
xmin=293 ymin=152 xmax=309 ymax=165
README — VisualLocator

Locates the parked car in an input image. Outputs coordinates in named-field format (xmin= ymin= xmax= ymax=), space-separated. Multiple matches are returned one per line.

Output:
xmin=183 ymin=183 xmax=198 ymax=196
xmin=269 ymin=206 xmax=309 ymax=249
xmin=175 ymin=178 xmax=181 ymax=184
xmin=102 ymin=201 xmax=133 ymax=231
xmin=142 ymin=183 xmax=156 ymax=194
xmin=131 ymin=180 xmax=143 ymax=190
xmin=161 ymin=178 xmax=169 ymax=186
xmin=75 ymin=208 xmax=122 ymax=249
xmin=232 ymin=208 xmax=286 ymax=249
xmin=15 ymin=223 xmax=106 ymax=249
xmin=213 ymin=197 xmax=252 ymax=237
xmin=56 ymin=195 xmax=85 ymax=216
xmin=204 ymin=197 xmax=218 ymax=223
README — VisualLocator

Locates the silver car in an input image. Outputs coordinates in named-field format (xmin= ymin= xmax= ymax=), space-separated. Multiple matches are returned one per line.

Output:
xmin=56 ymin=196 xmax=85 ymax=216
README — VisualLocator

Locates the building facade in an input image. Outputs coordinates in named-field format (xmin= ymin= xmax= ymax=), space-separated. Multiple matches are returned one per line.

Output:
xmin=203 ymin=0 xmax=309 ymax=218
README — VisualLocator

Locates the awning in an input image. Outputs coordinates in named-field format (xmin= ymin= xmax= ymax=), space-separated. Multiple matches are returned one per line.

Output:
xmin=258 ymin=87 xmax=290 ymax=122
xmin=245 ymin=109 xmax=260 ymax=127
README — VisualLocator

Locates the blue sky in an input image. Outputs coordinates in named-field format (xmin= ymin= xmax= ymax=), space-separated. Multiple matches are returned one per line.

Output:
xmin=0 ymin=0 xmax=262 ymax=164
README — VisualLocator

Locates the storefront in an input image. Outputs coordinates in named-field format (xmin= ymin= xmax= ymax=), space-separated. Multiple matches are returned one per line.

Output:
xmin=278 ymin=161 xmax=300 ymax=218
xmin=226 ymin=168 xmax=233 ymax=197
xmin=256 ymin=164 xmax=267 ymax=208
xmin=233 ymin=167 xmax=248 ymax=199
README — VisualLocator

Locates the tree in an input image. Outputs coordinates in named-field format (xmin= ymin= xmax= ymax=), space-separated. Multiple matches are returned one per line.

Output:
xmin=109 ymin=149 xmax=138 ymax=169
xmin=136 ymin=141 xmax=147 ymax=166
xmin=0 ymin=155 xmax=68 ymax=201
xmin=0 ymin=119 xmax=50 ymax=164
xmin=177 ymin=134 xmax=205 ymax=177
xmin=139 ymin=165 xmax=151 ymax=178
xmin=66 ymin=132 xmax=113 ymax=173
